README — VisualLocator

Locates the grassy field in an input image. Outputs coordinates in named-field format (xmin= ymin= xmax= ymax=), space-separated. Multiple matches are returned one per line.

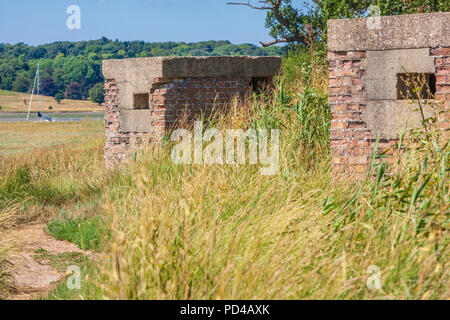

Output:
xmin=0 ymin=122 xmax=107 ymax=298
xmin=0 ymin=121 xmax=104 ymax=156
xmin=0 ymin=90 xmax=103 ymax=113
xmin=0 ymin=49 xmax=448 ymax=300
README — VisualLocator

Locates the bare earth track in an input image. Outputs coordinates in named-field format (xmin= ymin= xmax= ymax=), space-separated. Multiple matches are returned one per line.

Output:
xmin=3 ymin=224 xmax=94 ymax=300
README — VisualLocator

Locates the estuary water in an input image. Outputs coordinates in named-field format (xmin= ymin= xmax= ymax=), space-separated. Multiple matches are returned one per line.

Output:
xmin=0 ymin=112 xmax=104 ymax=122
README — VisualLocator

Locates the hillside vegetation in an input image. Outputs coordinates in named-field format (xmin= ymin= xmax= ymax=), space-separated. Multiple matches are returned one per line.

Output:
xmin=0 ymin=90 xmax=102 ymax=113
xmin=0 ymin=39 xmax=284 ymax=104
xmin=0 ymin=46 xmax=448 ymax=300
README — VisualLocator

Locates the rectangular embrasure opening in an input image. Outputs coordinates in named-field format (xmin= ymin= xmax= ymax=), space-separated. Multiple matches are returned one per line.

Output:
xmin=133 ymin=93 xmax=150 ymax=109
xmin=396 ymin=73 xmax=436 ymax=100
xmin=251 ymin=77 xmax=271 ymax=94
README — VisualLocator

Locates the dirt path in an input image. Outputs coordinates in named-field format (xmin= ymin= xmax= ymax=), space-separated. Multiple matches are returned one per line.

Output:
xmin=3 ymin=223 xmax=94 ymax=300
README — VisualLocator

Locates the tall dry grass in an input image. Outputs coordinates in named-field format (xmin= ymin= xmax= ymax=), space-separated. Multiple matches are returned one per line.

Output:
xmin=96 ymin=50 xmax=448 ymax=299
xmin=0 ymin=202 xmax=20 ymax=298
xmin=0 ymin=121 xmax=106 ymax=222
xmin=1 ymin=49 xmax=447 ymax=300
xmin=0 ymin=120 xmax=107 ymax=298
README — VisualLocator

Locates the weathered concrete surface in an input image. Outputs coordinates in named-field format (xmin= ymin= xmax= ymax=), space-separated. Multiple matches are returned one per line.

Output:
xmin=160 ymin=56 xmax=282 ymax=78
xmin=363 ymin=48 xmax=435 ymax=100
xmin=361 ymin=48 xmax=436 ymax=138
xmin=119 ymin=110 xmax=153 ymax=133
xmin=103 ymin=58 xmax=162 ymax=111
xmin=103 ymin=56 xmax=282 ymax=79
xmin=362 ymin=100 xmax=435 ymax=139
xmin=328 ymin=12 xmax=450 ymax=51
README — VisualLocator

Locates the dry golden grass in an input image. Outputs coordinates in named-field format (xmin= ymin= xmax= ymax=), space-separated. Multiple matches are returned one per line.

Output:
xmin=0 ymin=120 xmax=106 ymax=227
xmin=1 ymin=49 xmax=448 ymax=300
xmin=94 ymin=54 xmax=448 ymax=300
xmin=0 ymin=244 xmax=14 ymax=299
xmin=0 ymin=90 xmax=103 ymax=113
xmin=0 ymin=120 xmax=104 ymax=156
xmin=0 ymin=120 xmax=108 ymax=299
xmin=96 ymin=99 xmax=448 ymax=300
xmin=0 ymin=202 xmax=19 ymax=298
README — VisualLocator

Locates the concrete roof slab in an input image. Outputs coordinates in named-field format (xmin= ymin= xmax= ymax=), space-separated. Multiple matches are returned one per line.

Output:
xmin=327 ymin=12 xmax=450 ymax=51
xmin=103 ymin=56 xmax=282 ymax=80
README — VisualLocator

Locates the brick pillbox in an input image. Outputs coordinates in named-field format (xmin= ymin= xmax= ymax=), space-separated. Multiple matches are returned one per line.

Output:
xmin=102 ymin=56 xmax=281 ymax=169
xmin=327 ymin=12 xmax=449 ymax=174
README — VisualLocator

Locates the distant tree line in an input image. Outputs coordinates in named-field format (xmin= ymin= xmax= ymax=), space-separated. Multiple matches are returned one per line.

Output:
xmin=0 ymin=38 xmax=284 ymax=103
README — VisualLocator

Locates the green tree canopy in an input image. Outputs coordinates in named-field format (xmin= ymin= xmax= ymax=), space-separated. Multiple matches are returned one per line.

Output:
xmin=11 ymin=75 xmax=30 ymax=93
xmin=89 ymin=83 xmax=105 ymax=105
xmin=229 ymin=0 xmax=450 ymax=47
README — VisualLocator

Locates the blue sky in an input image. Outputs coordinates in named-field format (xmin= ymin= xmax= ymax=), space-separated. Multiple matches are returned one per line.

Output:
xmin=0 ymin=0 xmax=311 ymax=46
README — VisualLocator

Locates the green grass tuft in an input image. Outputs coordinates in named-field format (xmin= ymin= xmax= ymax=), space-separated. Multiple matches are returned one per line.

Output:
xmin=41 ymin=256 xmax=103 ymax=300
xmin=33 ymin=248 xmax=89 ymax=272
xmin=46 ymin=214 xmax=108 ymax=252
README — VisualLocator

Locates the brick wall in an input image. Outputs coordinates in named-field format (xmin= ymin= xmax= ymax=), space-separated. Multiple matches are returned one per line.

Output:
xmin=431 ymin=47 xmax=450 ymax=132
xmin=329 ymin=50 xmax=380 ymax=174
xmin=104 ymin=77 xmax=252 ymax=169
xmin=329 ymin=47 xmax=450 ymax=174
xmin=327 ymin=13 xmax=450 ymax=175
xmin=105 ymin=79 xmax=157 ymax=169
xmin=150 ymin=76 xmax=252 ymax=130
xmin=432 ymin=47 xmax=450 ymax=102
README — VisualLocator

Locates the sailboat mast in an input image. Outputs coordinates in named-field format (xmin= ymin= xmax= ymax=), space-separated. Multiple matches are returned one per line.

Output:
xmin=37 ymin=63 xmax=40 ymax=113
xmin=26 ymin=64 xmax=38 ymax=120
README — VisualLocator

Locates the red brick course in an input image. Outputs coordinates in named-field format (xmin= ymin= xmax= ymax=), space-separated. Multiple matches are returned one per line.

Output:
xmin=104 ymin=79 xmax=159 ymax=169
xmin=149 ymin=77 xmax=251 ymax=131
xmin=431 ymin=47 xmax=450 ymax=102
xmin=329 ymin=47 xmax=450 ymax=174
xmin=431 ymin=47 xmax=450 ymax=132
xmin=104 ymin=77 xmax=253 ymax=168
xmin=328 ymin=50 xmax=379 ymax=173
